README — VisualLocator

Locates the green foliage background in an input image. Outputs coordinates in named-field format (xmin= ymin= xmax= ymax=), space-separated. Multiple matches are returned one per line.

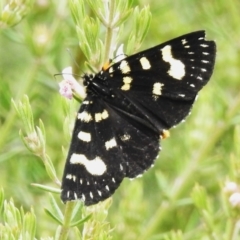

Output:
xmin=1 ymin=0 xmax=240 ymax=239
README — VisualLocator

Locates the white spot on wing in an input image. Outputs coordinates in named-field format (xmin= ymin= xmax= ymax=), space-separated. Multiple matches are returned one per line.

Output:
xmin=70 ymin=153 xmax=107 ymax=176
xmin=130 ymin=174 xmax=143 ymax=181
xmin=95 ymin=110 xmax=109 ymax=122
xmin=78 ymin=131 xmax=91 ymax=142
xmin=105 ymin=185 xmax=110 ymax=191
xmin=120 ymin=134 xmax=131 ymax=141
xmin=139 ymin=57 xmax=151 ymax=69
xmin=82 ymin=194 xmax=86 ymax=201
xmin=109 ymin=67 xmax=113 ymax=73
xmin=74 ymin=192 xmax=78 ymax=200
xmin=121 ymin=84 xmax=130 ymax=91
xmin=66 ymin=174 xmax=72 ymax=180
xmin=82 ymin=100 xmax=92 ymax=105
xmin=121 ymin=76 xmax=133 ymax=91
xmin=119 ymin=60 xmax=131 ymax=73
xmin=98 ymin=190 xmax=102 ymax=196
xmin=90 ymin=192 xmax=93 ymax=199
xmin=123 ymin=76 xmax=132 ymax=84
xmin=105 ymin=138 xmax=117 ymax=150
xmin=120 ymin=164 xmax=123 ymax=171
xmin=152 ymin=82 xmax=164 ymax=96
xmin=161 ymin=45 xmax=185 ymax=80
xmin=181 ymin=39 xmax=187 ymax=44
xmin=78 ymin=111 xmax=92 ymax=122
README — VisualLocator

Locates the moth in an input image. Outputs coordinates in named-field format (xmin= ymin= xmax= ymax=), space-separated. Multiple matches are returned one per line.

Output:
xmin=61 ymin=31 xmax=216 ymax=205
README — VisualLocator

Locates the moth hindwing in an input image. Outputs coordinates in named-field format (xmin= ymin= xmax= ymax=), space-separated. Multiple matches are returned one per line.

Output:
xmin=61 ymin=30 xmax=216 ymax=206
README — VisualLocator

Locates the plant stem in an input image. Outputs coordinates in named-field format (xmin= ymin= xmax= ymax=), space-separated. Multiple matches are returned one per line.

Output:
xmin=102 ymin=0 xmax=116 ymax=65
xmin=58 ymin=201 xmax=76 ymax=240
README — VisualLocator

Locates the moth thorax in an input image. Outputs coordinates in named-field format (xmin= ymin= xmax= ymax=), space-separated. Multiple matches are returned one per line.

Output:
xmin=87 ymin=75 xmax=112 ymax=98
xmin=83 ymin=74 xmax=95 ymax=87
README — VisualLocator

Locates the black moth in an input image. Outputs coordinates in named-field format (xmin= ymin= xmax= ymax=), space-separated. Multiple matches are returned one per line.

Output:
xmin=61 ymin=31 xmax=216 ymax=206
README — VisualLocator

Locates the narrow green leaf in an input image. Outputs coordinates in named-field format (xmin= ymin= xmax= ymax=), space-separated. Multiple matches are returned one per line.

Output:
xmin=49 ymin=193 xmax=64 ymax=222
xmin=73 ymin=226 xmax=82 ymax=239
xmin=54 ymin=225 xmax=62 ymax=240
xmin=70 ymin=213 xmax=92 ymax=227
xmin=31 ymin=183 xmax=61 ymax=194
xmin=36 ymin=126 xmax=45 ymax=152
xmin=87 ymin=0 xmax=106 ymax=24
xmin=3 ymin=199 xmax=19 ymax=228
xmin=70 ymin=201 xmax=83 ymax=221
xmin=21 ymin=208 xmax=36 ymax=240
xmin=44 ymin=208 xmax=63 ymax=225
xmin=44 ymin=155 xmax=60 ymax=184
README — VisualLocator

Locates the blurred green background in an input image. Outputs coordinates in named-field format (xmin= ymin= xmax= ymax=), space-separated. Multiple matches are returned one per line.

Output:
xmin=1 ymin=0 xmax=240 ymax=239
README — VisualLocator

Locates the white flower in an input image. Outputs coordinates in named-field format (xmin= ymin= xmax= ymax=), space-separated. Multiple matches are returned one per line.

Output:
xmin=59 ymin=67 xmax=86 ymax=99
xmin=114 ymin=44 xmax=126 ymax=63
xmin=59 ymin=81 xmax=73 ymax=99
xmin=229 ymin=192 xmax=240 ymax=208
xmin=223 ymin=181 xmax=239 ymax=194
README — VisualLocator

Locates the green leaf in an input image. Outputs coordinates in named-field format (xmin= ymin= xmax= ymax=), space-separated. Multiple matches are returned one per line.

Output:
xmin=3 ymin=199 xmax=21 ymax=228
xmin=70 ymin=201 xmax=83 ymax=221
xmin=21 ymin=208 xmax=36 ymax=240
xmin=44 ymin=208 xmax=63 ymax=225
xmin=191 ymin=183 xmax=209 ymax=211
xmin=31 ymin=183 xmax=61 ymax=194
xmin=49 ymin=193 xmax=64 ymax=222
xmin=73 ymin=226 xmax=82 ymax=239
xmin=126 ymin=6 xmax=151 ymax=54
xmin=86 ymin=0 xmax=106 ymax=24
xmin=44 ymin=155 xmax=60 ymax=184
xmin=69 ymin=0 xmax=86 ymax=25
xmin=70 ymin=213 xmax=92 ymax=227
